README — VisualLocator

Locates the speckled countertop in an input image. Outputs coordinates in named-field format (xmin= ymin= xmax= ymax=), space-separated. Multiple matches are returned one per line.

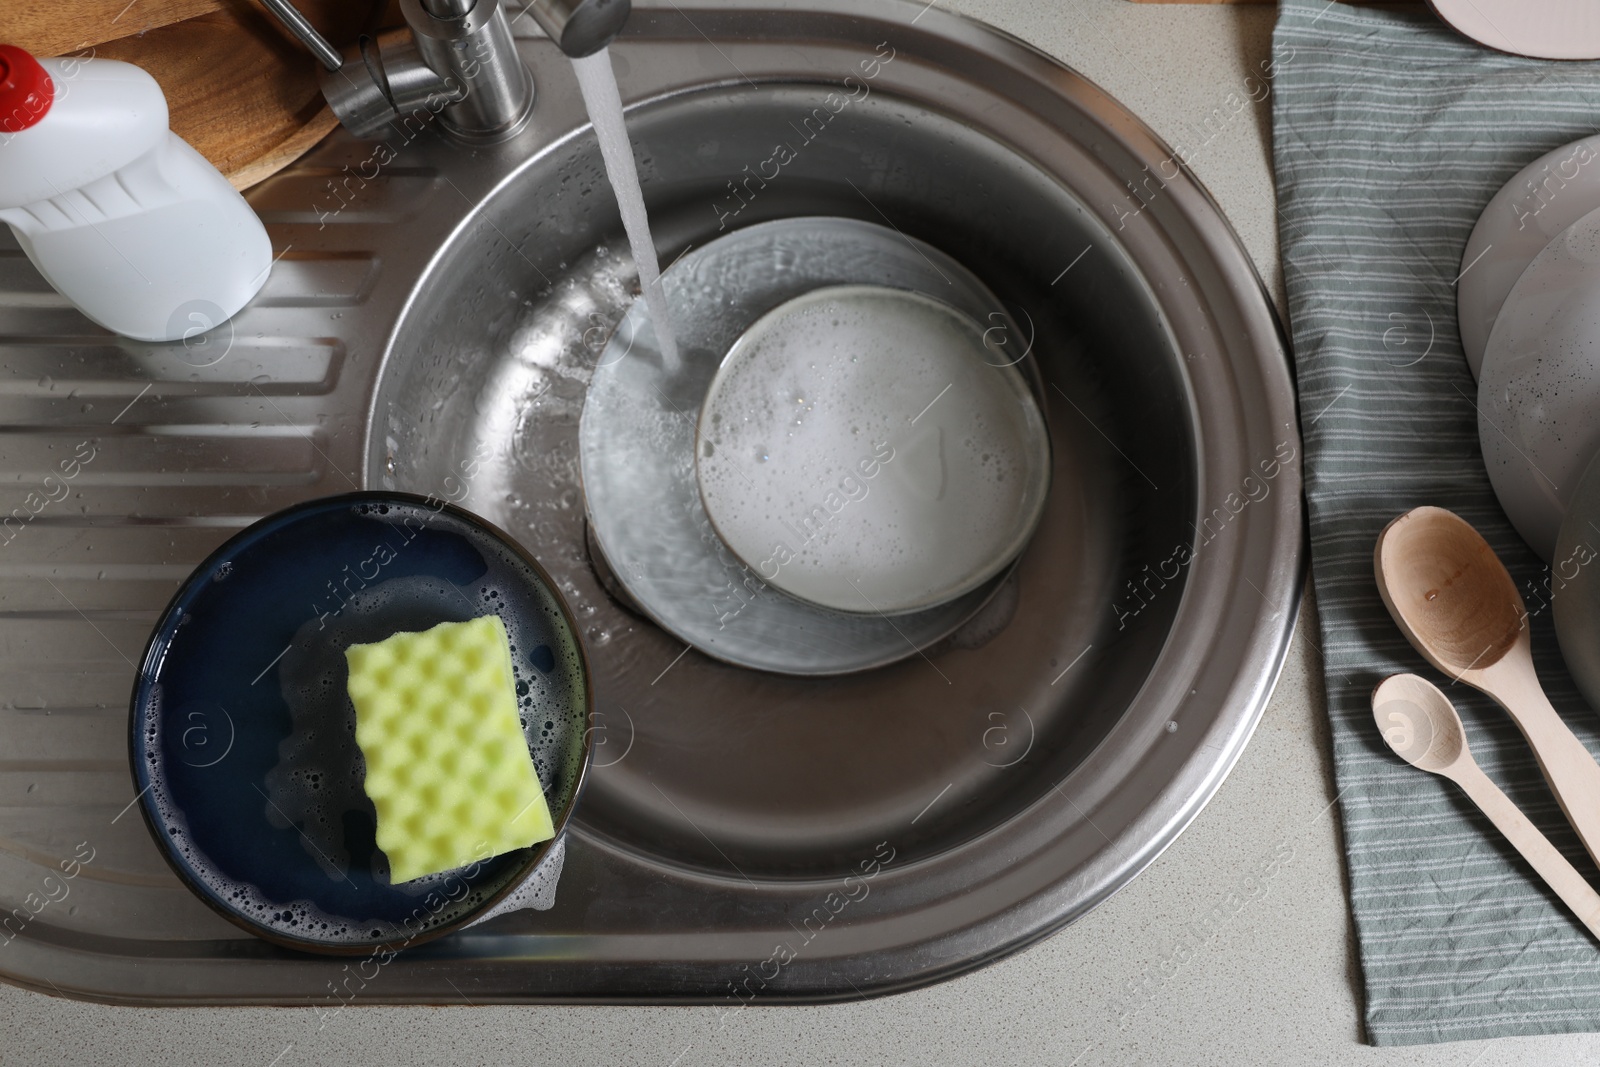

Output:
xmin=5 ymin=2 xmax=1597 ymax=1063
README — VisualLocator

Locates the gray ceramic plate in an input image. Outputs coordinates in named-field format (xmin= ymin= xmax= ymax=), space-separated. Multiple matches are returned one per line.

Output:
xmin=1554 ymin=448 xmax=1600 ymax=712
xmin=577 ymin=216 xmax=1033 ymax=675
xmin=1458 ymin=135 xmax=1600 ymax=381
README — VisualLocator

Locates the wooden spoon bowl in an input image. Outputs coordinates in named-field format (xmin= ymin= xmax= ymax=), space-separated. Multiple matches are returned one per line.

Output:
xmin=1373 ymin=672 xmax=1465 ymax=773
xmin=1375 ymin=505 xmax=1525 ymax=675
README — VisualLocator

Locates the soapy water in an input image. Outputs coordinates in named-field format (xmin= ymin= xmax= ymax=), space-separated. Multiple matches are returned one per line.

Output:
xmin=696 ymin=285 xmax=1047 ymax=612
xmin=144 ymin=685 xmax=503 ymax=945
xmin=570 ymin=48 xmax=681 ymax=373
xmin=140 ymin=503 xmax=587 ymax=945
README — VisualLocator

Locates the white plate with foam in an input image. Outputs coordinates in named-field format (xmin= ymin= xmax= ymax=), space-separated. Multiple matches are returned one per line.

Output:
xmin=695 ymin=285 xmax=1051 ymax=615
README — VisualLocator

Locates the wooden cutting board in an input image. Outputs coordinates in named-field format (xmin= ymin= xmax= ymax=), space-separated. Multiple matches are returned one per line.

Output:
xmin=0 ymin=0 xmax=382 ymax=189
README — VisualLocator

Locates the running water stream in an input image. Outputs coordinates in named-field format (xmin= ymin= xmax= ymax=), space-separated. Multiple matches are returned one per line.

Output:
xmin=570 ymin=48 xmax=681 ymax=372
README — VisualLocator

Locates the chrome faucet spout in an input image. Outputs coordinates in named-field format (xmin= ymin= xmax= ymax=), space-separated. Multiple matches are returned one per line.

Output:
xmin=524 ymin=0 xmax=633 ymax=58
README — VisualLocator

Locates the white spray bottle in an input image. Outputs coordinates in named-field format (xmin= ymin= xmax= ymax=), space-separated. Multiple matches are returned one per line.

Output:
xmin=0 ymin=44 xmax=272 ymax=342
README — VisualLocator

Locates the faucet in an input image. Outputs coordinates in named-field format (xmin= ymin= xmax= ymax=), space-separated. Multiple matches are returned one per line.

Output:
xmin=260 ymin=0 xmax=631 ymax=141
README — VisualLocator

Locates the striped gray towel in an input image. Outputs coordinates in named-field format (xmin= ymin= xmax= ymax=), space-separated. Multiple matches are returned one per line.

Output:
xmin=1273 ymin=0 xmax=1600 ymax=1046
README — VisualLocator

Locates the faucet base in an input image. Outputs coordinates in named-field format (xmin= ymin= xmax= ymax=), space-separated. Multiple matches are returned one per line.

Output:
xmin=403 ymin=0 xmax=536 ymax=142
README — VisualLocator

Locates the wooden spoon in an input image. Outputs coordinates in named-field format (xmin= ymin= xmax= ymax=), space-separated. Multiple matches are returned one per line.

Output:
xmin=1375 ymin=505 xmax=1600 ymax=867
xmin=1373 ymin=673 xmax=1600 ymax=941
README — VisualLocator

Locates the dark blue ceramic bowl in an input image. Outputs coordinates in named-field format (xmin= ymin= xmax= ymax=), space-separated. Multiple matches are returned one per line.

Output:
xmin=129 ymin=492 xmax=592 ymax=955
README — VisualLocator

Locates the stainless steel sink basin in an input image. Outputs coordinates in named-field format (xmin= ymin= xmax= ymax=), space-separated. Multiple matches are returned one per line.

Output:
xmin=0 ymin=0 xmax=1301 ymax=1004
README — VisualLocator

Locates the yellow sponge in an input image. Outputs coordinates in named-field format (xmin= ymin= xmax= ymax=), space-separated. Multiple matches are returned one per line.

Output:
xmin=345 ymin=615 xmax=554 ymax=884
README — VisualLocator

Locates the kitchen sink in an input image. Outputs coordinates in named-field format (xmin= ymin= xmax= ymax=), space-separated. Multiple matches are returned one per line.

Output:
xmin=0 ymin=0 xmax=1302 ymax=1004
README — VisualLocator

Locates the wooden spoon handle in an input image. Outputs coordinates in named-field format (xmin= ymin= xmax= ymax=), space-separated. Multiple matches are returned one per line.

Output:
xmin=1448 ymin=761 xmax=1600 ymax=940
xmin=1477 ymin=659 xmax=1600 ymax=871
